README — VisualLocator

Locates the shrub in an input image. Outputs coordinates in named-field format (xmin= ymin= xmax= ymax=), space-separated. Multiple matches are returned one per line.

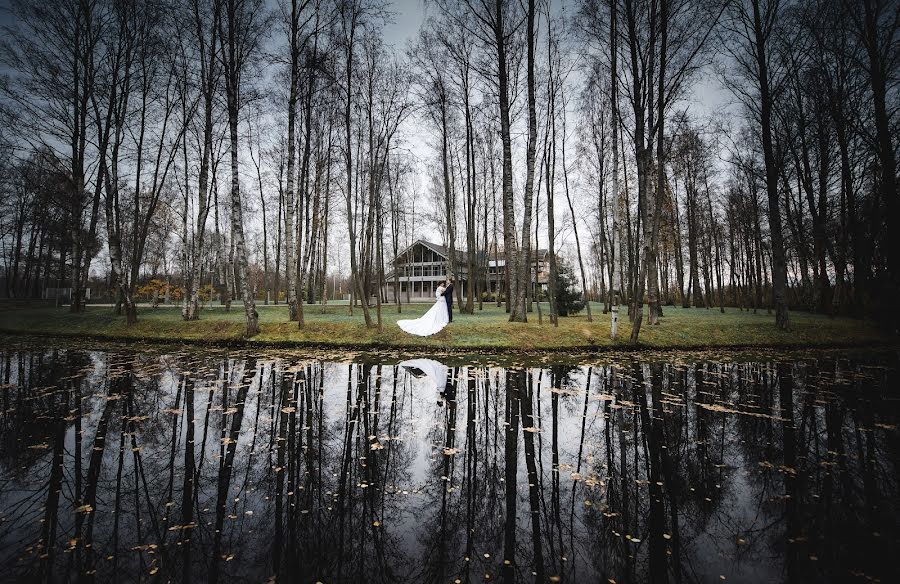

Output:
xmin=480 ymin=291 xmax=500 ymax=303
xmin=135 ymin=279 xmax=173 ymax=307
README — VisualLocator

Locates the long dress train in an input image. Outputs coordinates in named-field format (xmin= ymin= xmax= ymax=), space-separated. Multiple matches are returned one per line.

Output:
xmin=397 ymin=286 xmax=450 ymax=337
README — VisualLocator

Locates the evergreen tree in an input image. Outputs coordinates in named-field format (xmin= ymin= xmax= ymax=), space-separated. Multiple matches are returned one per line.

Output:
xmin=554 ymin=260 xmax=586 ymax=316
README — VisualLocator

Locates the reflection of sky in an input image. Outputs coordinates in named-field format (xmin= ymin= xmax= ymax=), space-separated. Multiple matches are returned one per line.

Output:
xmin=0 ymin=344 xmax=898 ymax=582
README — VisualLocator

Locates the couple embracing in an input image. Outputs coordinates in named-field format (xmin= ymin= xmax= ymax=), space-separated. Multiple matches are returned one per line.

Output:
xmin=397 ymin=276 xmax=455 ymax=337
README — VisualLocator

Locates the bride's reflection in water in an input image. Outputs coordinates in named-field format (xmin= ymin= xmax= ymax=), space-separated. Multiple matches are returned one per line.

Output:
xmin=0 ymin=345 xmax=897 ymax=583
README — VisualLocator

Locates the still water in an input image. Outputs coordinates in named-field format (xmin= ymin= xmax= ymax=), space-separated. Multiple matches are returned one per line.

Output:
xmin=0 ymin=340 xmax=897 ymax=583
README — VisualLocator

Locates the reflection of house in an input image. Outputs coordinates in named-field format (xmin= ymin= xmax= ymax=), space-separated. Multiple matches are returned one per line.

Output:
xmin=383 ymin=239 xmax=550 ymax=303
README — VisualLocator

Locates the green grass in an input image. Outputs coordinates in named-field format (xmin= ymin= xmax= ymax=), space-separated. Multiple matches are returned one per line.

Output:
xmin=0 ymin=299 xmax=894 ymax=352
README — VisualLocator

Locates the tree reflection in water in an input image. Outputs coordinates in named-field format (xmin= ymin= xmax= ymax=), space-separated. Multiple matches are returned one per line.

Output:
xmin=0 ymin=345 xmax=897 ymax=583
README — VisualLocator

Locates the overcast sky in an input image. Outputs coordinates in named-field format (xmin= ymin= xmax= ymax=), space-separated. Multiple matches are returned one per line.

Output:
xmin=384 ymin=0 xmax=427 ymax=47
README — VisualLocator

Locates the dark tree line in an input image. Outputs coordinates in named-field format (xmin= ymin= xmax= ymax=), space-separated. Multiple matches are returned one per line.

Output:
xmin=577 ymin=0 xmax=900 ymax=339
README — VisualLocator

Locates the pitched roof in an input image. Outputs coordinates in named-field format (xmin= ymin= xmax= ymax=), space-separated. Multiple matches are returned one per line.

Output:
xmin=394 ymin=239 xmax=550 ymax=265
xmin=393 ymin=239 xmax=464 ymax=263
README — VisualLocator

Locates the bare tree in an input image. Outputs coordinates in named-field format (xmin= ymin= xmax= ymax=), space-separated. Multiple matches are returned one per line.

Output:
xmin=450 ymin=0 xmax=527 ymax=321
xmin=280 ymin=0 xmax=317 ymax=322
xmin=518 ymin=0 xmax=538 ymax=322
xmin=720 ymin=0 xmax=791 ymax=330
xmin=107 ymin=2 xmax=195 ymax=324
xmin=410 ymin=28 xmax=460 ymax=313
xmin=181 ymin=0 xmax=223 ymax=321
xmin=218 ymin=0 xmax=269 ymax=336
xmin=1 ymin=0 xmax=109 ymax=311
xmin=842 ymin=0 xmax=899 ymax=321
xmin=439 ymin=14 xmax=480 ymax=314
xmin=335 ymin=0 xmax=387 ymax=327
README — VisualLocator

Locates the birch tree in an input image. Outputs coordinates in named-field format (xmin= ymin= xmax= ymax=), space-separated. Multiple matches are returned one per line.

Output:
xmin=218 ymin=0 xmax=268 ymax=336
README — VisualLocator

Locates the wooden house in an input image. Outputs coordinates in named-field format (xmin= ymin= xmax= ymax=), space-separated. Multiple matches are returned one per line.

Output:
xmin=383 ymin=239 xmax=550 ymax=303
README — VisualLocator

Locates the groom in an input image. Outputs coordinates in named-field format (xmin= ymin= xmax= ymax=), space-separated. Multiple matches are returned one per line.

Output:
xmin=442 ymin=276 xmax=455 ymax=322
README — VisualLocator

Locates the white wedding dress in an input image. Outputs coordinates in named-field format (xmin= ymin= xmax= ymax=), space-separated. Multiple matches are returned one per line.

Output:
xmin=397 ymin=285 xmax=450 ymax=336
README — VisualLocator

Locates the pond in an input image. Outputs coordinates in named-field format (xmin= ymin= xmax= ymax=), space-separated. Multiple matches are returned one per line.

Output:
xmin=0 ymin=339 xmax=897 ymax=583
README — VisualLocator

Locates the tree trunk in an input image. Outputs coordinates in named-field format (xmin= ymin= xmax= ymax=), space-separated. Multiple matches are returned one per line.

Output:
xmin=859 ymin=0 xmax=899 ymax=301
xmin=515 ymin=0 xmax=538 ymax=323
xmin=626 ymin=0 xmax=655 ymax=340
xmin=223 ymin=0 xmax=259 ymax=337
xmin=184 ymin=1 xmax=219 ymax=321
xmin=250 ymin=119 xmax=270 ymax=305
xmin=283 ymin=0 xmax=301 ymax=321
xmin=751 ymin=0 xmax=790 ymax=330
xmin=342 ymin=17 xmax=372 ymax=328
xmin=387 ymin=153 xmax=402 ymax=313
xmin=494 ymin=0 xmax=522 ymax=322
xmin=440 ymin=94 xmax=458 ymax=312
xmin=671 ymin=179 xmax=687 ymax=307
xmin=273 ymin=172 xmax=283 ymax=305
xmin=546 ymin=38 xmax=559 ymax=327
xmin=562 ymin=96 xmax=592 ymax=322
xmin=610 ymin=0 xmax=621 ymax=338
xmin=649 ymin=0 xmax=667 ymax=326
xmin=463 ymin=64 xmax=476 ymax=315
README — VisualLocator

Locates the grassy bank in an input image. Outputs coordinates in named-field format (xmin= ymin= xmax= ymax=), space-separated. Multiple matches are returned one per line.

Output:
xmin=0 ymin=300 xmax=894 ymax=352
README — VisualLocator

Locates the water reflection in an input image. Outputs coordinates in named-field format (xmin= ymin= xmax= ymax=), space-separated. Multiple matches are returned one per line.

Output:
xmin=0 ymin=345 xmax=897 ymax=583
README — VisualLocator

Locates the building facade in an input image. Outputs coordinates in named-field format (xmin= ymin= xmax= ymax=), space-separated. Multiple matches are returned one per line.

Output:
xmin=383 ymin=239 xmax=550 ymax=303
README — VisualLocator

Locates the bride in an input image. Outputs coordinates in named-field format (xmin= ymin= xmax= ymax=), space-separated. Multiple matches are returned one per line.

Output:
xmin=397 ymin=281 xmax=450 ymax=336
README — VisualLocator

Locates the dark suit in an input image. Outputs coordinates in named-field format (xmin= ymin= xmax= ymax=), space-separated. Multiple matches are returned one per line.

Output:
xmin=443 ymin=283 xmax=454 ymax=322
